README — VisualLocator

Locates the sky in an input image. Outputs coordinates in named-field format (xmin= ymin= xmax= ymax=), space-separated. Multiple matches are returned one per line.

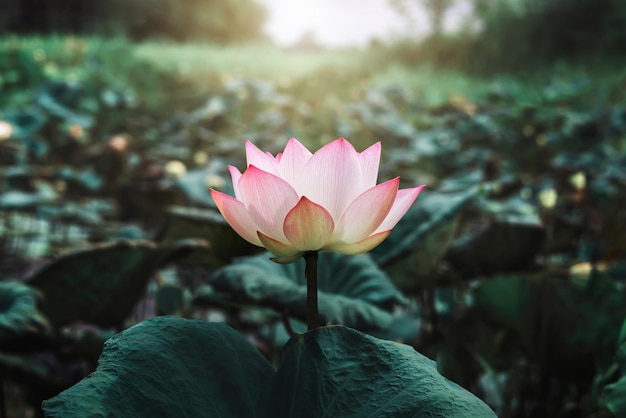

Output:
xmin=257 ymin=0 xmax=419 ymax=48
xmin=257 ymin=0 xmax=472 ymax=48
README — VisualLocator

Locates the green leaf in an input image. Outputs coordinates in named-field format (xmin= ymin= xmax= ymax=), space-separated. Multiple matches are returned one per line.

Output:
xmin=0 ymin=281 xmax=51 ymax=350
xmin=370 ymin=188 xmax=477 ymax=291
xmin=474 ymin=275 xmax=537 ymax=354
xmin=474 ymin=273 xmax=626 ymax=375
xmin=618 ymin=317 xmax=626 ymax=350
xmin=28 ymin=240 xmax=206 ymax=328
xmin=35 ymin=80 xmax=93 ymax=127
xmin=605 ymin=377 xmax=626 ymax=417
xmin=267 ymin=326 xmax=496 ymax=417
xmin=447 ymin=221 xmax=544 ymax=278
xmin=0 ymin=183 xmax=57 ymax=210
xmin=2 ymin=109 xmax=47 ymax=140
xmin=175 ymin=168 xmax=234 ymax=209
xmin=155 ymin=284 xmax=185 ymax=316
xmin=597 ymin=317 xmax=626 ymax=416
xmin=196 ymin=251 xmax=406 ymax=331
xmin=43 ymin=319 xmax=494 ymax=418
xmin=157 ymin=206 xmax=260 ymax=268
xmin=116 ymin=181 xmax=185 ymax=225
xmin=42 ymin=317 xmax=274 ymax=418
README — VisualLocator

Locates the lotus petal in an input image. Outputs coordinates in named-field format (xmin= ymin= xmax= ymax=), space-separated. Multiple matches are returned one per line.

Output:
xmin=258 ymin=231 xmax=300 ymax=257
xmin=277 ymin=138 xmax=313 ymax=187
xmin=359 ymin=141 xmax=381 ymax=190
xmin=284 ymin=197 xmax=335 ymax=251
xmin=245 ymin=140 xmax=279 ymax=175
xmin=324 ymin=230 xmax=392 ymax=255
xmin=228 ymin=165 xmax=243 ymax=200
xmin=375 ymin=185 xmax=426 ymax=233
xmin=297 ymin=138 xmax=363 ymax=220
xmin=335 ymin=177 xmax=399 ymax=243
xmin=211 ymin=138 xmax=424 ymax=262
xmin=210 ymin=190 xmax=262 ymax=246
xmin=238 ymin=166 xmax=299 ymax=241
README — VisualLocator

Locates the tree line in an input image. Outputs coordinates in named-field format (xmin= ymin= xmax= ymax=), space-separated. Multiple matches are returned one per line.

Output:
xmin=0 ymin=0 xmax=267 ymax=43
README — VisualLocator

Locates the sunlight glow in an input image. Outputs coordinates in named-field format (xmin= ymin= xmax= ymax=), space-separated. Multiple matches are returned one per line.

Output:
xmin=258 ymin=0 xmax=417 ymax=47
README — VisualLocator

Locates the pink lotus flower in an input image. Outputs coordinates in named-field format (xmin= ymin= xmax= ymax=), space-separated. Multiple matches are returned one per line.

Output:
xmin=210 ymin=138 xmax=425 ymax=263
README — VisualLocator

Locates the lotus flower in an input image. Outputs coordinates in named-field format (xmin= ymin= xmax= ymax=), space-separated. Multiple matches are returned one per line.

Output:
xmin=210 ymin=138 xmax=425 ymax=263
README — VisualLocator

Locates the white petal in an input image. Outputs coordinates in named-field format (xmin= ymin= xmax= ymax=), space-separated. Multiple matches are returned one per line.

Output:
xmin=277 ymin=137 xmax=313 ymax=188
xmin=334 ymin=178 xmax=398 ymax=243
xmin=375 ymin=185 xmax=426 ymax=233
xmin=210 ymin=190 xmax=262 ymax=246
xmin=296 ymin=138 xmax=363 ymax=220
xmin=258 ymin=231 xmax=301 ymax=257
xmin=245 ymin=140 xmax=279 ymax=175
xmin=359 ymin=141 xmax=381 ymax=190
xmin=238 ymin=165 xmax=299 ymax=241
xmin=228 ymin=165 xmax=242 ymax=200
xmin=323 ymin=230 xmax=392 ymax=255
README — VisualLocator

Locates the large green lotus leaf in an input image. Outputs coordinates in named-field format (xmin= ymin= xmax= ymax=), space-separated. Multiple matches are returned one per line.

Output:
xmin=156 ymin=206 xmax=261 ymax=268
xmin=43 ymin=318 xmax=494 ymax=418
xmin=28 ymin=240 xmax=206 ymax=328
xmin=196 ymin=251 xmax=406 ymax=331
xmin=267 ymin=326 xmax=496 ymax=417
xmin=0 ymin=281 xmax=51 ymax=350
xmin=370 ymin=188 xmax=477 ymax=291
xmin=42 ymin=317 xmax=274 ymax=418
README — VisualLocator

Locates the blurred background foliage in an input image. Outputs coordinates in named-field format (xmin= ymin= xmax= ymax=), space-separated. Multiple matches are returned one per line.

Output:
xmin=1 ymin=0 xmax=626 ymax=417
xmin=1 ymin=0 xmax=624 ymax=72
xmin=389 ymin=0 xmax=626 ymax=73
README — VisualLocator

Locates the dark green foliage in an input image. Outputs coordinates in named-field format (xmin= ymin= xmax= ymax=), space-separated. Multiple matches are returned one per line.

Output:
xmin=27 ymin=240 xmax=205 ymax=327
xmin=473 ymin=273 xmax=626 ymax=376
xmin=383 ymin=0 xmax=626 ymax=74
xmin=195 ymin=251 xmax=406 ymax=331
xmin=0 ymin=281 xmax=50 ymax=350
xmin=601 ymin=318 xmax=626 ymax=416
xmin=473 ymin=0 xmax=626 ymax=69
xmin=155 ymin=284 xmax=185 ymax=316
xmin=157 ymin=206 xmax=261 ymax=268
xmin=371 ymin=187 xmax=478 ymax=291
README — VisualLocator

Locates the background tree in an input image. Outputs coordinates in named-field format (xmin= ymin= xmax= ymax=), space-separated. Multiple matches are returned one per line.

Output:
xmin=0 ymin=0 xmax=268 ymax=43
xmin=390 ymin=0 xmax=457 ymax=36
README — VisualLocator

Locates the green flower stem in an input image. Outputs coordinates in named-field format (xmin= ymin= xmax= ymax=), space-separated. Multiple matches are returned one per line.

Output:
xmin=304 ymin=251 xmax=319 ymax=331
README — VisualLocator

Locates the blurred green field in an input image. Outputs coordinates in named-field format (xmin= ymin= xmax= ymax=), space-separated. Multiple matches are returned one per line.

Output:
xmin=3 ymin=35 xmax=626 ymax=113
